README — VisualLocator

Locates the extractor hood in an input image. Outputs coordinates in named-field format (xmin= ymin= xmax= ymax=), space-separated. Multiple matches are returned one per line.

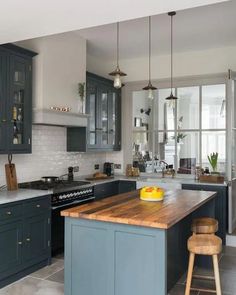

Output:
xmin=33 ymin=109 xmax=89 ymax=127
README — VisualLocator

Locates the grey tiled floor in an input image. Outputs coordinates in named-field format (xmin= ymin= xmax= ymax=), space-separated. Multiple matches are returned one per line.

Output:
xmin=169 ymin=246 xmax=236 ymax=295
xmin=0 ymin=247 xmax=236 ymax=295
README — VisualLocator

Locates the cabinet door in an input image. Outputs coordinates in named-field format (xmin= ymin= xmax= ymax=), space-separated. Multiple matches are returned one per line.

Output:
xmin=100 ymin=85 xmax=112 ymax=149
xmin=0 ymin=221 xmax=23 ymax=277
xmin=108 ymin=90 xmax=121 ymax=150
xmin=23 ymin=213 xmax=50 ymax=264
xmin=86 ymin=81 xmax=100 ymax=149
xmin=7 ymin=54 xmax=32 ymax=153
xmin=0 ymin=50 xmax=7 ymax=152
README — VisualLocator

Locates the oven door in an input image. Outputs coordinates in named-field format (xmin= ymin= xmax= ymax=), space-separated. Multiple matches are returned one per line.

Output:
xmin=51 ymin=198 xmax=94 ymax=256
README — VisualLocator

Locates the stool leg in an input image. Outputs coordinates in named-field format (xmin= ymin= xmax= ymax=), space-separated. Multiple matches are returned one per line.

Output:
xmin=185 ymin=252 xmax=195 ymax=295
xmin=212 ymin=254 xmax=222 ymax=295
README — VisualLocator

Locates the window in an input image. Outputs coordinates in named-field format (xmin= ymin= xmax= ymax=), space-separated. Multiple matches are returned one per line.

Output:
xmin=132 ymin=83 xmax=226 ymax=174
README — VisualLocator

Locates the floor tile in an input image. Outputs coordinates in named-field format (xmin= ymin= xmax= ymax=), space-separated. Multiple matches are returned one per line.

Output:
xmin=29 ymin=259 xmax=64 ymax=279
xmin=168 ymin=283 xmax=198 ymax=295
xmin=219 ymin=254 xmax=236 ymax=271
xmin=53 ymin=253 xmax=64 ymax=260
xmin=46 ymin=269 xmax=64 ymax=284
xmin=222 ymin=246 xmax=236 ymax=257
xmin=0 ymin=277 xmax=64 ymax=295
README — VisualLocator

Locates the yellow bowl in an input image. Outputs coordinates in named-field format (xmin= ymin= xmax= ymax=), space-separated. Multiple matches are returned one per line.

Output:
xmin=140 ymin=186 xmax=165 ymax=202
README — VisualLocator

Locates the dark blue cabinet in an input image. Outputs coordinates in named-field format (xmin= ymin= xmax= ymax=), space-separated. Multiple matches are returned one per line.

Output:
xmin=86 ymin=72 xmax=121 ymax=151
xmin=0 ymin=222 xmax=23 ymax=278
xmin=0 ymin=195 xmax=51 ymax=288
xmin=94 ymin=180 xmax=136 ymax=200
xmin=182 ymin=184 xmax=227 ymax=244
xmin=0 ymin=44 xmax=37 ymax=154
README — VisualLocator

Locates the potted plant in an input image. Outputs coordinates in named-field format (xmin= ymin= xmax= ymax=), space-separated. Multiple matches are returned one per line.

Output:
xmin=207 ymin=152 xmax=219 ymax=175
xmin=78 ymin=82 xmax=85 ymax=113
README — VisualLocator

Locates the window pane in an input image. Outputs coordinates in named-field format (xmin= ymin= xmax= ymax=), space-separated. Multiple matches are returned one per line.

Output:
xmin=177 ymin=87 xmax=199 ymax=129
xmin=177 ymin=132 xmax=200 ymax=174
xmin=202 ymin=84 xmax=226 ymax=129
xmin=156 ymin=132 xmax=175 ymax=168
xmin=202 ymin=131 xmax=226 ymax=173
xmin=157 ymin=89 xmax=175 ymax=130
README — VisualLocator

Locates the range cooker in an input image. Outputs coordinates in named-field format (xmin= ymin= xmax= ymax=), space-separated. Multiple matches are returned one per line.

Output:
xmin=19 ymin=179 xmax=95 ymax=255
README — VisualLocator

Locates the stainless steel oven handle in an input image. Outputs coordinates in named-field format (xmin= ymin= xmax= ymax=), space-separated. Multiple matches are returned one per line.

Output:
xmin=52 ymin=196 xmax=95 ymax=210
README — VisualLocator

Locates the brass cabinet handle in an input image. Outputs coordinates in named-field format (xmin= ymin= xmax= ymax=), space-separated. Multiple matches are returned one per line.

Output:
xmin=18 ymin=241 xmax=23 ymax=245
xmin=36 ymin=204 xmax=41 ymax=208
xmin=6 ymin=211 xmax=12 ymax=215
xmin=26 ymin=238 xmax=31 ymax=242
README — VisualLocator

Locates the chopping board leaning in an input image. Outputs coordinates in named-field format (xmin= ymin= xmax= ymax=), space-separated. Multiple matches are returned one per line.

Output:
xmin=5 ymin=154 xmax=18 ymax=191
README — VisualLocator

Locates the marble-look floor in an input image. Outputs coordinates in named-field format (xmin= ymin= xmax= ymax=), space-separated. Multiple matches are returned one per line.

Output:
xmin=0 ymin=247 xmax=236 ymax=295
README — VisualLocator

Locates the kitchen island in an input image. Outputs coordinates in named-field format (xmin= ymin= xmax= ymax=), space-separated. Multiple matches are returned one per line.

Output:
xmin=61 ymin=189 xmax=217 ymax=295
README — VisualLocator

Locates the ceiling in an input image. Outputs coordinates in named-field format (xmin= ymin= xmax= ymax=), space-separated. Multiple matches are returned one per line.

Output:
xmin=0 ymin=0 xmax=228 ymax=44
xmin=78 ymin=1 xmax=236 ymax=60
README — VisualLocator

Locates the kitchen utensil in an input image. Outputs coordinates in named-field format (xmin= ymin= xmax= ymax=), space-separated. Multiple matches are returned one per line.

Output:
xmin=5 ymin=154 xmax=18 ymax=191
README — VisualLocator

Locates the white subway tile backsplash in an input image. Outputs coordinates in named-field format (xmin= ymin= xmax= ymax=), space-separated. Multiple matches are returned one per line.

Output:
xmin=0 ymin=125 xmax=107 ymax=185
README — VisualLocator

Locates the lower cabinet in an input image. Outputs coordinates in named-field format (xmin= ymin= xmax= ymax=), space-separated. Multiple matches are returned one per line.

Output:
xmin=0 ymin=196 xmax=51 ymax=288
xmin=94 ymin=180 xmax=137 ymax=200
xmin=0 ymin=222 xmax=23 ymax=275
xmin=182 ymin=184 xmax=227 ymax=244
xmin=23 ymin=214 xmax=50 ymax=264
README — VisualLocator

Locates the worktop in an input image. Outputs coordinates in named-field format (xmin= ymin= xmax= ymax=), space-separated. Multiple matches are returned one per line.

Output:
xmin=61 ymin=189 xmax=216 ymax=229
xmin=0 ymin=189 xmax=51 ymax=205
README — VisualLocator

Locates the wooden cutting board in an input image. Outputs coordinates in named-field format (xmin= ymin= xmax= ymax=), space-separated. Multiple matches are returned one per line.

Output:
xmin=5 ymin=155 xmax=18 ymax=191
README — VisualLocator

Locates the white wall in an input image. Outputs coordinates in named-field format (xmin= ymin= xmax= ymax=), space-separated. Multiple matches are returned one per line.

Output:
xmin=0 ymin=125 xmax=109 ymax=186
xmin=18 ymin=32 xmax=87 ymax=113
xmin=87 ymin=45 xmax=236 ymax=82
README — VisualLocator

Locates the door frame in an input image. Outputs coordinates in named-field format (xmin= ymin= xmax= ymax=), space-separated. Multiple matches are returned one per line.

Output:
xmin=226 ymin=69 xmax=236 ymax=233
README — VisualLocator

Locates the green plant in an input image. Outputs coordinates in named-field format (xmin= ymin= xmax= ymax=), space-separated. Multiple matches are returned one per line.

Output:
xmin=171 ymin=133 xmax=187 ymax=143
xmin=207 ymin=152 xmax=218 ymax=172
xmin=78 ymin=83 xmax=85 ymax=101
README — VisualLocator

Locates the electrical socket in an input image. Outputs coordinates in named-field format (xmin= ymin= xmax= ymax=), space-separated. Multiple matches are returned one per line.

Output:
xmin=73 ymin=166 xmax=79 ymax=172
xmin=114 ymin=164 xmax=121 ymax=169
xmin=94 ymin=164 xmax=100 ymax=170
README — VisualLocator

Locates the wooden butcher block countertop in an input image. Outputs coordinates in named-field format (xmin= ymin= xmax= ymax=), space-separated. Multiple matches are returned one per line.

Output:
xmin=61 ymin=189 xmax=217 ymax=229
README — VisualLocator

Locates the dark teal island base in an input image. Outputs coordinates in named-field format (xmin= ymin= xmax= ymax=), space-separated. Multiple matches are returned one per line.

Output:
xmin=64 ymin=198 xmax=215 ymax=295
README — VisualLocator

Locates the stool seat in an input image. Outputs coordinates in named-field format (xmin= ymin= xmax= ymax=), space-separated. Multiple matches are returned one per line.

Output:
xmin=191 ymin=217 xmax=218 ymax=234
xmin=188 ymin=234 xmax=222 ymax=255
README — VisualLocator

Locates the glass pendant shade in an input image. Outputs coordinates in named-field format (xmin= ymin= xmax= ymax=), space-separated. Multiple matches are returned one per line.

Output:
xmin=109 ymin=23 xmax=126 ymax=88
xmin=148 ymin=88 xmax=154 ymax=100
xmin=114 ymin=74 xmax=122 ymax=89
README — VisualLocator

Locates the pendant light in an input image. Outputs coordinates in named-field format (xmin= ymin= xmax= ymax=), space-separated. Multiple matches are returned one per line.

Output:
xmin=143 ymin=16 xmax=157 ymax=100
xmin=109 ymin=22 xmax=127 ymax=88
xmin=166 ymin=11 xmax=178 ymax=101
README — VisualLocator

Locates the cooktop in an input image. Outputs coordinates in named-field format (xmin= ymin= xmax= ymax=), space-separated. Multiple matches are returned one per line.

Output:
xmin=19 ymin=180 xmax=91 ymax=193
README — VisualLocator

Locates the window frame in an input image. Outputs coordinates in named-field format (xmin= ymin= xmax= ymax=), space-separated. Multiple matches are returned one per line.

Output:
xmin=134 ymin=82 xmax=227 ymax=174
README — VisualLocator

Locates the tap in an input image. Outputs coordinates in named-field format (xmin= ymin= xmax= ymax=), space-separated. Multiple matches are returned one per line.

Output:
xmin=159 ymin=161 xmax=175 ymax=178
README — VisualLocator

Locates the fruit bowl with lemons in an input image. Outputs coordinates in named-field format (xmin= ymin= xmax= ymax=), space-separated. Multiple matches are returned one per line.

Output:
xmin=140 ymin=186 xmax=165 ymax=202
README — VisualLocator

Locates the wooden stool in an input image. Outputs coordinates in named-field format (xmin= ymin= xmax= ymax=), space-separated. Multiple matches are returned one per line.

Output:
xmin=191 ymin=217 xmax=218 ymax=234
xmin=185 ymin=234 xmax=222 ymax=295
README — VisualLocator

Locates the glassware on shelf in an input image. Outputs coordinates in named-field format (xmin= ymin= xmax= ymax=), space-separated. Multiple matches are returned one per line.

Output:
xmin=17 ymin=108 xmax=22 ymax=121
xmin=12 ymin=107 xmax=17 ymax=121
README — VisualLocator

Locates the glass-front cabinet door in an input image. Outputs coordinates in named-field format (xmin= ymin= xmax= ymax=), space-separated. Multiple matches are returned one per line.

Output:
xmin=108 ymin=91 xmax=121 ymax=150
xmin=100 ymin=86 xmax=110 ymax=148
xmin=0 ymin=51 xmax=7 ymax=152
xmin=86 ymin=82 xmax=100 ymax=149
xmin=8 ymin=55 xmax=32 ymax=153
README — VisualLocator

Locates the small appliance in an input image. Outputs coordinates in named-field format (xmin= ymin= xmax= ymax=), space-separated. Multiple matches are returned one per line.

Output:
xmin=103 ymin=162 xmax=114 ymax=176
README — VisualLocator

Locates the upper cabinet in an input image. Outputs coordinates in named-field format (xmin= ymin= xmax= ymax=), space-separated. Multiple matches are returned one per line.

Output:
xmin=86 ymin=72 xmax=121 ymax=151
xmin=0 ymin=44 xmax=37 ymax=154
